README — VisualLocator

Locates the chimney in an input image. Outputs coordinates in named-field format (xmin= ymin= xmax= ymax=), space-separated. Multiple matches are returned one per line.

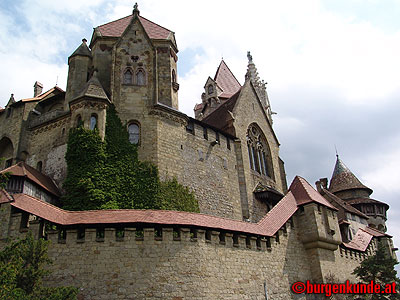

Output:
xmin=34 ymin=81 xmax=43 ymax=97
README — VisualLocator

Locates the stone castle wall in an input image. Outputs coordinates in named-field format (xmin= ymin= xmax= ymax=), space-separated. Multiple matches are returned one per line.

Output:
xmin=0 ymin=208 xmax=314 ymax=300
xmin=0 ymin=203 xmax=378 ymax=300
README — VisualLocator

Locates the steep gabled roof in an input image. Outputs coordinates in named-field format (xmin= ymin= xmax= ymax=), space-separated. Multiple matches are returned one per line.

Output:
xmin=1 ymin=162 xmax=60 ymax=197
xmin=214 ymin=60 xmax=241 ymax=98
xmin=329 ymin=156 xmax=372 ymax=195
xmin=289 ymin=176 xmax=337 ymax=210
xmin=97 ymin=15 xmax=173 ymax=41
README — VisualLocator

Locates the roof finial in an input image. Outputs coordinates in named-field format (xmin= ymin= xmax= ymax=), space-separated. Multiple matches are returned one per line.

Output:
xmin=133 ymin=2 xmax=140 ymax=15
xmin=334 ymin=144 xmax=339 ymax=158
xmin=247 ymin=51 xmax=253 ymax=64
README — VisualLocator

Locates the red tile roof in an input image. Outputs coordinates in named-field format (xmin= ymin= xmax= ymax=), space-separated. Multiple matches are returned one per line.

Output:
xmin=8 ymin=190 xmax=299 ymax=237
xmin=3 ymin=176 xmax=340 ymax=239
xmin=1 ymin=162 xmax=60 ymax=197
xmin=343 ymin=229 xmax=372 ymax=251
xmin=97 ymin=15 xmax=172 ymax=40
xmin=362 ymin=226 xmax=391 ymax=238
xmin=214 ymin=60 xmax=241 ymax=98
xmin=342 ymin=226 xmax=391 ymax=251
xmin=289 ymin=176 xmax=337 ymax=210
xmin=21 ymin=86 xmax=65 ymax=103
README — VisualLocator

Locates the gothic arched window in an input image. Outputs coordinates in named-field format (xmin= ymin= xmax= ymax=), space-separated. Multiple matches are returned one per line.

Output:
xmin=136 ymin=69 xmax=145 ymax=86
xmin=90 ymin=114 xmax=97 ymax=130
xmin=123 ymin=69 xmax=133 ymax=84
xmin=246 ymin=124 xmax=274 ymax=178
xmin=128 ymin=123 xmax=140 ymax=144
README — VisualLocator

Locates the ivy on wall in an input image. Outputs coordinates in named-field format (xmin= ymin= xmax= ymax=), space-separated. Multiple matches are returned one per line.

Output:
xmin=63 ymin=106 xmax=199 ymax=213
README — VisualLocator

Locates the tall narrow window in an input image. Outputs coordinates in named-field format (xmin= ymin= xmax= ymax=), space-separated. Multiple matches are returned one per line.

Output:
xmin=128 ymin=123 xmax=140 ymax=144
xmin=247 ymin=144 xmax=254 ymax=170
xmin=172 ymin=69 xmax=176 ymax=83
xmin=76 ymin=115 xmax=83 ymax=127
xmin=90 ymin=115 xmax=97 ymax=130
xmin=136 ymin=69 xmax=145 ymax=85
xmin=123 ymin=69 xmax=133 ymax=84
xmin=208 ymin=85 xmax=213 ymax=95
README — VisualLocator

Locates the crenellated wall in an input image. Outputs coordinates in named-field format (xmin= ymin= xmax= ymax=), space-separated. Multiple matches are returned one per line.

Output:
xmin=0 ymin=206 xmax=316 ymax=300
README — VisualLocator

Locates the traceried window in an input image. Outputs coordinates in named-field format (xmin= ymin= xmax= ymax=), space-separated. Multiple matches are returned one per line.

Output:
xmin=123 ymin=69 xmax=133 ymax=84
xmin=208 ymin=84 xmax=213 ymax=95
xmin=136 ymin=69 xmax=145 ymax=85
xmin=128 ymin=123 xmax=140 ymax=144
xmin=246 ymin=124 xmax=273 ymax=178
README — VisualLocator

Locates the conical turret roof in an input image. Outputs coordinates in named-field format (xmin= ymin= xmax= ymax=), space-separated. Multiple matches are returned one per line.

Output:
xmin=73 ymin=71 xmax=109 ymax=102
xmin=329 ymin=156 xmax=372 ymax=195
xmin=69 ymin=39 xmax=92 ymax=60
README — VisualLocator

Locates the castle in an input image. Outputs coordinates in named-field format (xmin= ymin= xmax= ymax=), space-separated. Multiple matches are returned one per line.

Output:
xmin=0 ymin=4 xmax=397 ymax=299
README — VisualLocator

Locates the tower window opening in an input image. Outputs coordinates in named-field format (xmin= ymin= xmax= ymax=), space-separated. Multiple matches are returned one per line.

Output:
xmin=90 ymin=114 xmax=97 ymax=130
xmin=76 ymin=115 xmax=83 ymax=128
xmin=123 ymin=69 xmax=133 ymax=84
xmin=128 ymin=123 xmax=140 ymax=144
xmin=136 ymin=69 xmax=145 ymax=85
xmin=172 ymin=69 xmax=176 ymax=83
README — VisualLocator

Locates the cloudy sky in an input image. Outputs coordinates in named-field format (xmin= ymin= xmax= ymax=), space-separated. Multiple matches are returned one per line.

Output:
xmin=1 ymin=0 xmax=400 ymax=265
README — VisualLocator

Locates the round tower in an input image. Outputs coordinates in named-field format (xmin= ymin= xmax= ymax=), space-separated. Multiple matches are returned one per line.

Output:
xmin=328 ymin=156 xmax=389 ymax=232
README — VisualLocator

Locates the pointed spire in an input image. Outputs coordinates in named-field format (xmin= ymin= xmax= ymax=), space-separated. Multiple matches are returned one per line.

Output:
xmin=7 ymin=94 xmax=15 ymax=107
xmin=214 ymin=60 xmax=241 ymax=97
xmin=133 ymin=2 xmax=140 ymax=16
xmin=245 ymin=51 xmax=272 ymax=123
xmin=329 ymin=156 xmax=372 ymax=195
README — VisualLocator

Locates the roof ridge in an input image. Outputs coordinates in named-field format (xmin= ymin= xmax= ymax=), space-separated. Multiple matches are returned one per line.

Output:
xmin=138 ymin=15 xmax=173 ymax=34
xmin=97 ymin=14 xmax=132 ymax=29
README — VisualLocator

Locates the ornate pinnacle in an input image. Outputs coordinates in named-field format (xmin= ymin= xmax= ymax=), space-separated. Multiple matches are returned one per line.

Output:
xmin=133 ymin=2 xmax=140 ymax=15
xmin=247 ymin=51 xmax=253 ymax=64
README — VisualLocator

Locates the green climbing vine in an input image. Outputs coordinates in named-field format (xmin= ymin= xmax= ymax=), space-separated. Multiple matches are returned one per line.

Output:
xmin=63 ymin=106 xmax=199 ymax=213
